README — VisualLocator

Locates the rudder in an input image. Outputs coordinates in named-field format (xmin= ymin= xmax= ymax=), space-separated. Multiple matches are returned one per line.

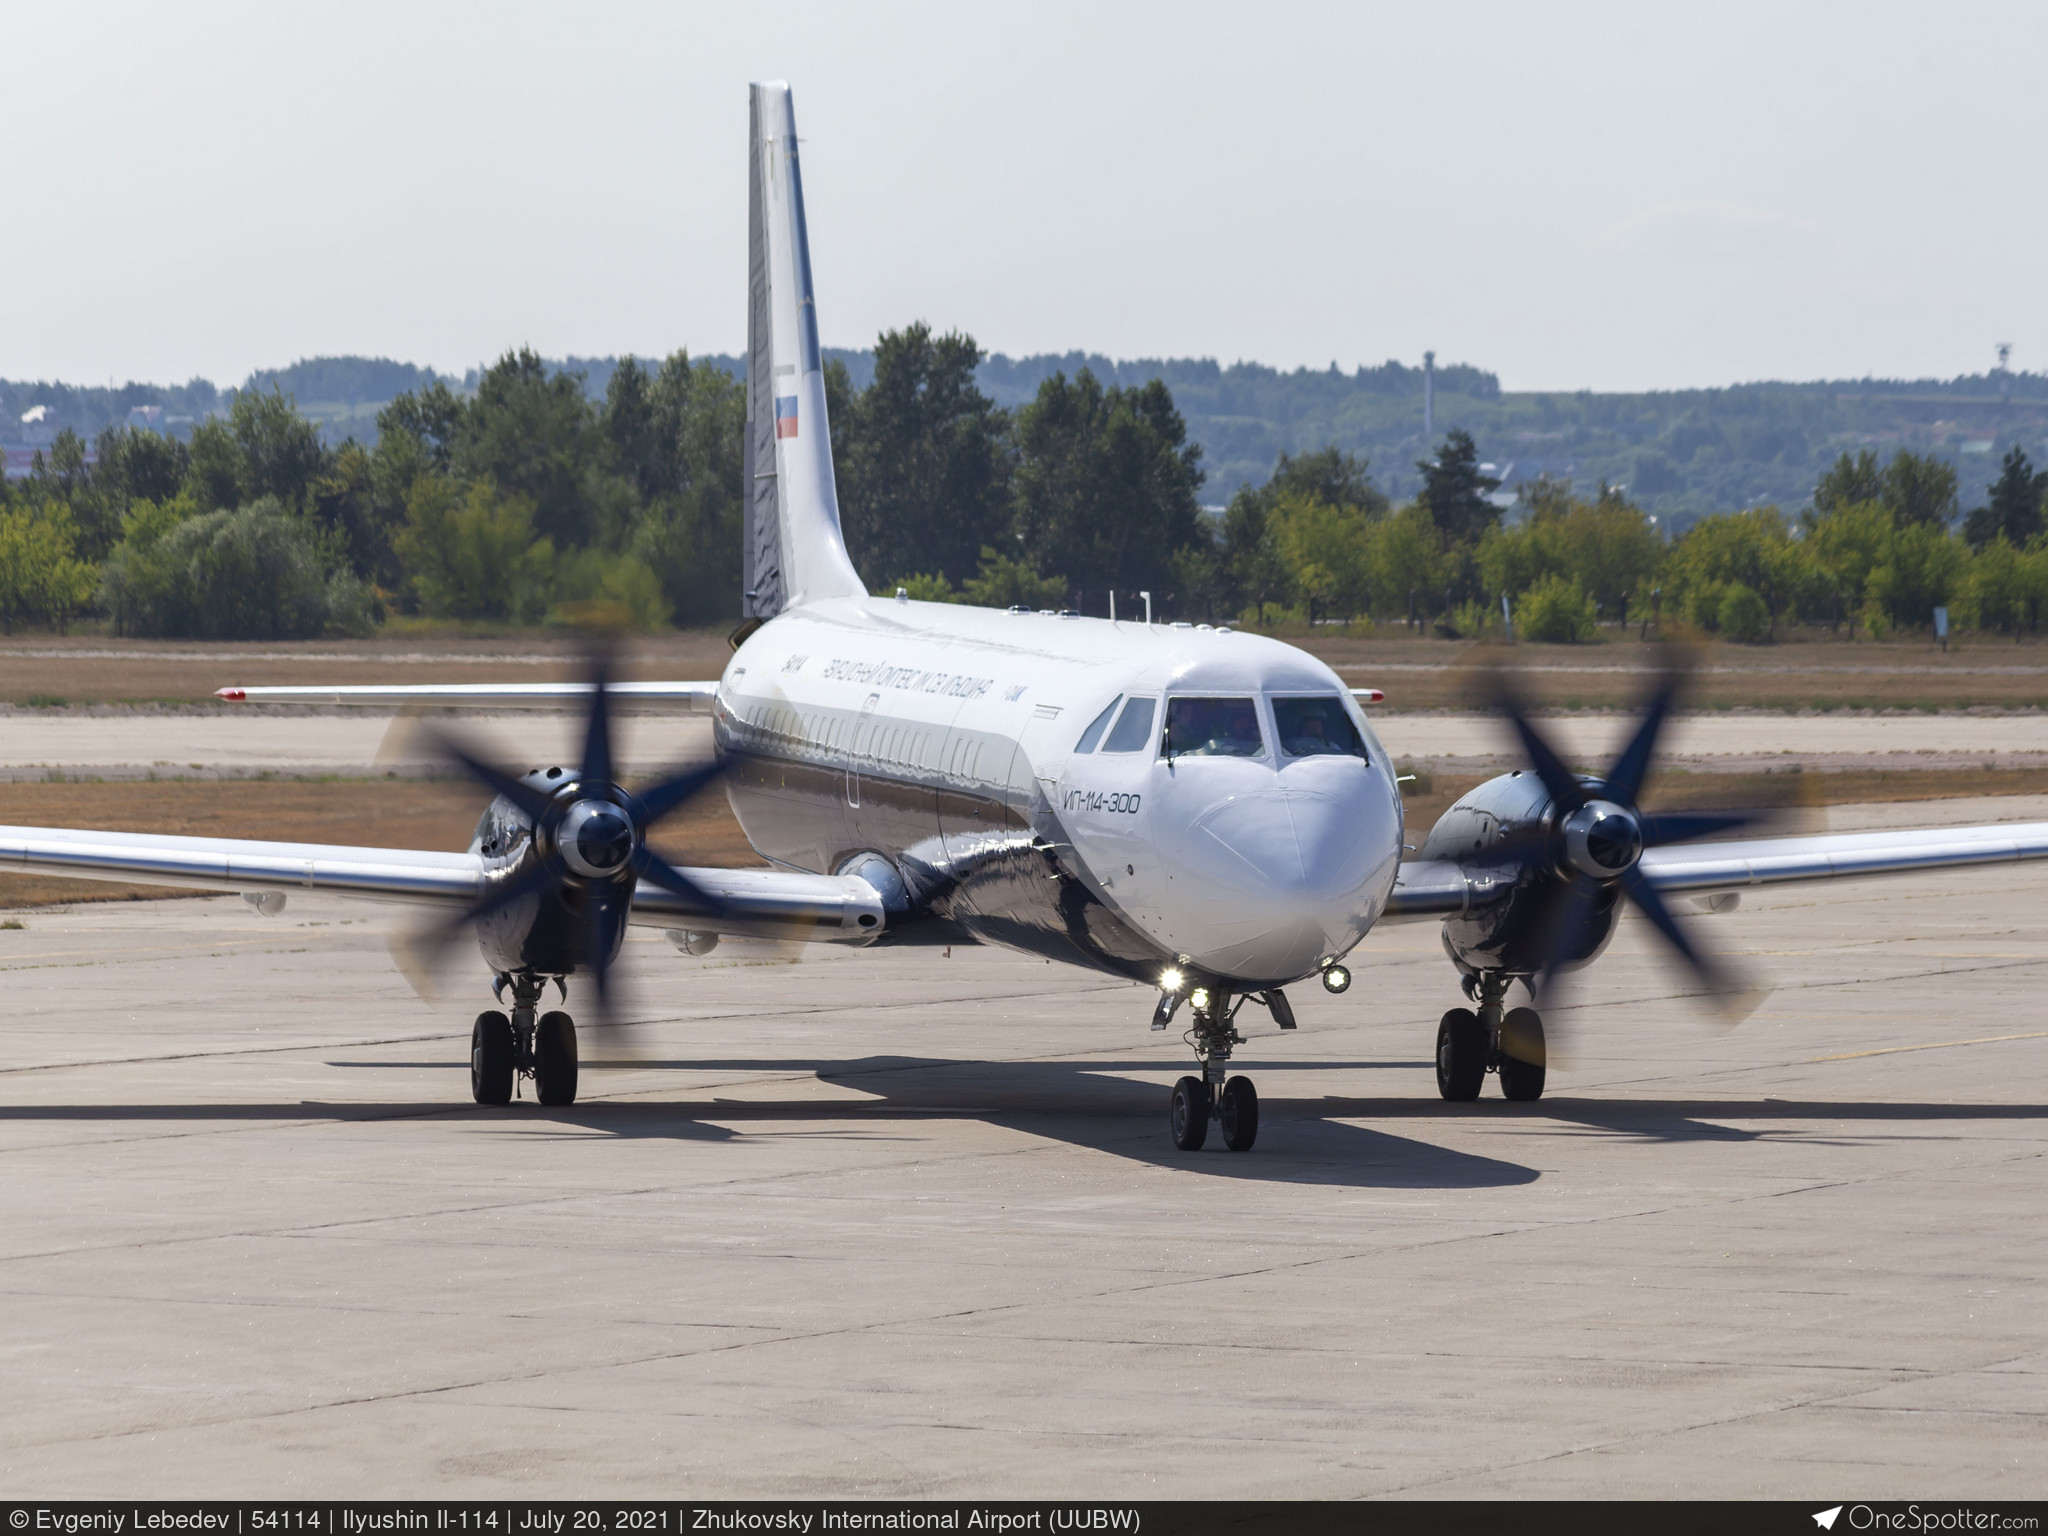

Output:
xmin=744 ymin=81 xmax=865 ymax=620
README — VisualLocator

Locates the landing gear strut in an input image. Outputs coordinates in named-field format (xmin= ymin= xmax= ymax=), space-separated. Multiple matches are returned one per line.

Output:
xmin=1438 ymin=974 xmax=1545 ymax=1103
xmin=1168 ymin=988 xmax=1260 ymax=1151
xmin=470 ymin=973 xmax=579 ymax=1107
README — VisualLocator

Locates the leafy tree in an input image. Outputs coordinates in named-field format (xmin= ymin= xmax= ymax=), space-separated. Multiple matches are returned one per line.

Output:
xmin=231 ymin=386 xmax=329 ymax=506
xmin=1415 ymin=429 xmax=1501 ymax=548
xmin=0 ymin=504 xmax=97 ymax=631
xmin=627 ymin=351 xmax=748 ymax=624
xmin=1012 ymin=369 xmax=1204 ymax=597
xmin=184 ymin=418 xmax=244 ymax=513
xmin=1864 ymin=519 xmax=1965 ymax=636
xmin=1882 ymin=449 xmax=1958 ymax=529
xmin=396 ymin=477 xmax=555 ymax=624
xmin=1802 ymin=497 xmax=1889 ymax=635
xmin=308 ymin=440 xmax=400 ymax=587
xmin=101 ymin=498 xmax=370 ymax=639
xmin=450 ymin=349 xmax=595 ymax=550
xmin=1517 ymin=573 xmax=1598 ymax=643
xmin=1265 ymin=446 xmax=1387 ymax=518
xmin=959 ymin=546 xmax=1067 ymax=609
xmin=1271 ymin=493 xmax=1374 ymax=617
xmin=1218 ymin=484 xmax=1289 ymax=620
xmin=888 ymin=572 xmax=959 ymax=602
xmin=1664 ymin=507 xmax=1810 ymax=638
xmin=377 ymin=381 xmax=464 ymax=473
xmin=1814 ymin=450 xmax=1886 ymax=516
xmin=1963 ymin=447 xmax=2047 ymax=549
xmin=1716 ymin=583 xmax=1771 ymax=642
xmin=837 ymin=325 xmax=1014 ymax=588
xmin=1369 ymin=503 xmax=1448 ymax=619
xmin=80 ymin=427 xmax=189 ymax=561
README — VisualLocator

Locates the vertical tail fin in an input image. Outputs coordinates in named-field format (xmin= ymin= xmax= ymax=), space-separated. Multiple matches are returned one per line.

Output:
xmin=744 ymin=81 xmax=866 ymax=619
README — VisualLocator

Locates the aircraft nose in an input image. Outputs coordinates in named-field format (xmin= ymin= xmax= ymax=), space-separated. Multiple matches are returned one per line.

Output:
xmin=1172 ymin=786 xmax=1390 ymax=980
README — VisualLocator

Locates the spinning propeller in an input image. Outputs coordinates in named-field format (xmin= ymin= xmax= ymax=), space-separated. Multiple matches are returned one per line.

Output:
xmin=399 ymin=650 xmax=728 ymax=1020
xmin=1486 ymin=659 xmax=1772 ymax=1020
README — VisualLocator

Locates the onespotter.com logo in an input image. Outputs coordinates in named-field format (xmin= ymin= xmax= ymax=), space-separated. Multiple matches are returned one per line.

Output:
xmin=1817 ymin=1508 xmax=2039 ymax=1532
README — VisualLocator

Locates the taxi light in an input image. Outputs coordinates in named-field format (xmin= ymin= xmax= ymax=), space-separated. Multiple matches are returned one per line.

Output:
xmin=1159 ymin=967 xmax=1185 ymax=994
xmin=1188 ymin=987 xmax=1211 ymax=1011
xmin=1321 ymin=964 xmax=1352 ymax=995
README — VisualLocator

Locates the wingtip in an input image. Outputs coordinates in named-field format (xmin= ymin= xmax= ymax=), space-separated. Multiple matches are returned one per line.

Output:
xmin=215 ymin=687 xmax=245 ymax=702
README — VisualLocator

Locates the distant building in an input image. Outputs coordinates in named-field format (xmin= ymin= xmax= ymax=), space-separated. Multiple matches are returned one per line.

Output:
xmin=19 ymin=404 xmax=55 ymax=447
xmin=126 ymin=404 xmax=164 ymax=429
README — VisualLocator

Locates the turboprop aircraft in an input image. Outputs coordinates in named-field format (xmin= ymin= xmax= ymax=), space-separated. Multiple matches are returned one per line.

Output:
xmin=15 ymin=81 xmax=2048 ymax=1153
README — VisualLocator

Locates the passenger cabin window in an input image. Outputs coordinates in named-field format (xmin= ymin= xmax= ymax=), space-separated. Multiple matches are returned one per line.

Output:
xmin=1100 ymin=696 xmax=1156 ymax=753
xmin=1273 ymin=696 xmax=1368 ymax=759
xmin=1165 ymin=697 xmax=1265 ymax=758
xmin=1074 ymin=696 xmax=1123 ymax=754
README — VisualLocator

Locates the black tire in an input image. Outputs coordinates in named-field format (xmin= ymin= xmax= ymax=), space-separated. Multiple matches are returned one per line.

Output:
xmin=1498 ymin=1006 xmax=1547 ymax=1102
xmin=471 ymin=1010 xmax=514 ymax=1105
xmin=1170 ymin=1076 xmax=1210 ymax=1150
xmin=1436 ymin=1007 xmax=1485 ymax=1102
xmin=1220 ymin=1075 xmax=1259 ymax=1151
xmin=534 ymin=1009 xmax=578 ymax=1107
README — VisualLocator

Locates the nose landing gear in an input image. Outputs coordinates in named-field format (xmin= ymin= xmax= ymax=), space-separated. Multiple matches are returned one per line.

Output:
xmin=469 ymin=973 xmax=579 ymax=1107
xmin=1437 ymin=974 xmax=1546 ymax=1102
xmin=1166 ymin=987 xmax=1263 ymax=1151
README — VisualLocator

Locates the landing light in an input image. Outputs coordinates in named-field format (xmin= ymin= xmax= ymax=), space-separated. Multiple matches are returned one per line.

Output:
xmin=1321 ymin=964 xmax=1352 ymax=995
xmin=1159 ymin=967 xmax=1185 ymax=994
xmin=1188 ymin=987 xmax=1211 ymax=1011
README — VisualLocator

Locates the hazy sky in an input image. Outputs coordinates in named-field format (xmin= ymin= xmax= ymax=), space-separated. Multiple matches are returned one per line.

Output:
xmin=7 ymin=1 xmax=2045 ymax=392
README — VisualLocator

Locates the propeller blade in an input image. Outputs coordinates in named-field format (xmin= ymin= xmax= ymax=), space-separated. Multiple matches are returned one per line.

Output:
xmin=579 ymin=650 xmax=615 ymax=790
xmin=1602 ymin=668 xmax=1683 ymax=808
xmin=580 ymin=880 xmax=633 ymax=1023
xmin=422 ymin=729 xmax=555 ymax=823
xmin=630 ymin=844 xmax=728 ymax=915
xmin=1619 ymin=865 xmax=1766 ymax=1022
xmin=1638 ymin=810 xmax=1768 ymax=847
xmin=1530 ymin=877 xmax=1603 ymax=995
xmin=1490 ymin=678 xmax=1586 ymax=814
xmin=635 ymin=759 xmax=726 ymax=827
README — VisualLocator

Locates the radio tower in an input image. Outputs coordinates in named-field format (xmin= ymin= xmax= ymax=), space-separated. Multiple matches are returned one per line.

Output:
xmin=1423 ymin=350 xmax=1436 ymax=439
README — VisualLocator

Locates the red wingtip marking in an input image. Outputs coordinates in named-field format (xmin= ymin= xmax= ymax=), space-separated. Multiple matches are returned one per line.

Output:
xmin=1361 ymin=689 xmax=1385 ymax=703
xmin=216 ymin=688 xmax=245 ymax=701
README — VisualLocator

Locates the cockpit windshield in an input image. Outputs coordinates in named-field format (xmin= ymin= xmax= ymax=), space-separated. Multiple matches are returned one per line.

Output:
xmin=1273 ymin=696 xmax=1367 ymax=759
xmin=1164 ymin=697 xmax=1266 ymax=758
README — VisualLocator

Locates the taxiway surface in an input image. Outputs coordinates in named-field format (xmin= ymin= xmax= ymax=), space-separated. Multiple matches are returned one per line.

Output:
xmin=2 ymin=798 xmax=2044 ymax=1497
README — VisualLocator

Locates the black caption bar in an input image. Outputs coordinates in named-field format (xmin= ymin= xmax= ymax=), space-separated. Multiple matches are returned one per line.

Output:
xmin=3 ymin=1505 xmax=2045 ymax=1536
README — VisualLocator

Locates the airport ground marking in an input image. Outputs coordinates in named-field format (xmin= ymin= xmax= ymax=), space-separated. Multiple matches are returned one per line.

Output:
xmin=1809 ymin=1029 xmax=2048 ymax=1062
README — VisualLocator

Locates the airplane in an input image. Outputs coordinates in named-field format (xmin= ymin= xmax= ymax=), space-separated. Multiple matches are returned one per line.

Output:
xmin=17 ymin=80 xmax=2048 ymax=1153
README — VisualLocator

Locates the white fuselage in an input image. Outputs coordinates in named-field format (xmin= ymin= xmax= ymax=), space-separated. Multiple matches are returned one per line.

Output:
xmin=717 ymin=597 xmax=1405 ymax=987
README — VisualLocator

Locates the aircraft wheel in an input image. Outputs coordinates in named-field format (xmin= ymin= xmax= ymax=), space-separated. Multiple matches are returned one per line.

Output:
xmin=1169 ymin=1076 xmax=1210 ymax=1151
xmin=1220 ymin=1075 xmax=1259 ymax=1151
xmin=1436 ymin=1007 xmax=1485 ymax=1102
xmin=1498 ymin=1006 xmax=1547 ymax=1102
xmin=534 ymin=1010 xmax=579 ymax=1107
xmin=471 ymin=1010 xmax=514 ymax=1105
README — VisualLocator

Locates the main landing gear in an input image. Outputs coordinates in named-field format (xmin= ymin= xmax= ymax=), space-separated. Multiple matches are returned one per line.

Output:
xmin=471 ymin=973 xmax=579 ymax=1107
xmin=1162 ymin=986 xmax=1285 ymax=1152
xmin=1436 ymin=973 xmax=1545 ymax=1103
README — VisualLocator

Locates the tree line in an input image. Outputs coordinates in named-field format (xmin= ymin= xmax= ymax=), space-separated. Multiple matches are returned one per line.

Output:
xmin=2 ymin=322 xmax=2045 ymax=642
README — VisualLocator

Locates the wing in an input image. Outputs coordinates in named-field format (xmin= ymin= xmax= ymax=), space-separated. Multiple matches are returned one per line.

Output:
xmin=215 ymin=682 xmax=720 ymax=710
xmin=0 ymin=825 xmax=883 ymax=942
xmin=1383 ymin=818 xmax=2048 ymax=920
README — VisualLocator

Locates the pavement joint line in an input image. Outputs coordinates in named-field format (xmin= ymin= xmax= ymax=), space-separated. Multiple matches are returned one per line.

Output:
xmin=0 ymin=1030 xmax=464 ymax=1076
xmin=1809 ymin=1030 xmax=2048 ymax=1062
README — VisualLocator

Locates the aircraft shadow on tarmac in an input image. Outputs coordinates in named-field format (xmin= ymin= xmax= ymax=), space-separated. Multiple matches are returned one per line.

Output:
xmin=11 ymin=1051 xmax=2046 ymax=1186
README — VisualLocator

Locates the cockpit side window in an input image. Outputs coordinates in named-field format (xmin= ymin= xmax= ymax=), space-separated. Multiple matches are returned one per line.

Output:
xmin=1100 ymin=696 xmax=1157 ymax=753
xmin=1164 ymin=696 xmax=1266 ymax=758
xmin=1273 ymin=695 xmax=1368 ymax=760
xmin=1073 ymin=695 xmax=1123 ymax=754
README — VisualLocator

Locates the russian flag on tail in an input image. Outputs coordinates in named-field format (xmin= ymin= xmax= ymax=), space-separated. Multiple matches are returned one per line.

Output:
xmin=775 ymin=395 xmax=799 ymax=439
